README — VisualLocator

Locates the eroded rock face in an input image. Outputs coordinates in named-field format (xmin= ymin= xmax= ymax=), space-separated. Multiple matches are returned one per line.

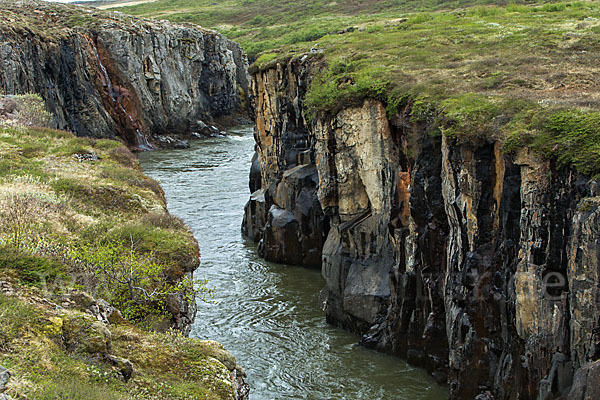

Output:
xmin=242 ymin=59 xmax=328 ymax=268
xmin=243 ymin=57 xmax=600 ymax=399
xmin=0 ymin=0 xmax=249 ymax=148
xmin=314 ymin=100 xmax=399 ymax=332
xmin=568 ymin=360 xmax=600 ymax=400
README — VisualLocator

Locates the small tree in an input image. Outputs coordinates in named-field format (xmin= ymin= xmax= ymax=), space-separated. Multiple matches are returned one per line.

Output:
xmin=72 ymin=237 xmax=197 ymax=322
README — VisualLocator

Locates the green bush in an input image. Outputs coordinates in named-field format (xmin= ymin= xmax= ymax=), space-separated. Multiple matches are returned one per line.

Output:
xmin=71 ymin=239 xmax=196 ymax=325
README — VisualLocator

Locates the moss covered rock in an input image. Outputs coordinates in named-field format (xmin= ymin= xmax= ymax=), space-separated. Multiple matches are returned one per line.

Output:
xmin=61 ymin=311 xmax=112 ymax=355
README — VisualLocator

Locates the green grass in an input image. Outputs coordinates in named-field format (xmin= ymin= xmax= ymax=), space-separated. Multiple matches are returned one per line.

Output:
xmin=504 ymin=108 xmax=600 ymax=176
xmin=113 ymin=0 xmax=577 ymax=58
xmin=0 ymin=244 xmax=68 ymax=286
xmin=106 ymin=221 xmax=199 ymax=272
xmin=110 ymin=0 xmax=600 ymax=175
xmin=33 ymin=378 xmax=126 ymax=400
xmin=0 ymin=124 xmax=199 ymax=325
xmin=0 ymin=293 xmax=240 ymax=400
xmin=0 ymin=293 xmax=38 ymax=350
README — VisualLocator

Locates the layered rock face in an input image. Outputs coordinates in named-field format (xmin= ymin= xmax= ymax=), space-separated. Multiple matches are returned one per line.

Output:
xmin=0 ymin=0 xmax=249 ymax=148
xmin=243 ymin=58 xmax=600 ymax=399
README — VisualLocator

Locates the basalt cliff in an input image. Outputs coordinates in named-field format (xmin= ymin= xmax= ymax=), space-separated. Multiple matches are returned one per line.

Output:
xmin=243 ymin=57 xmax=600 ymax=399
xmin=0 ymin=0 xmax=249 ymax=149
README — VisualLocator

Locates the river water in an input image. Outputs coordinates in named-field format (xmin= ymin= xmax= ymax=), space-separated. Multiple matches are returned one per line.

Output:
xmin=138 ymin=126 xmax=447 ymax=400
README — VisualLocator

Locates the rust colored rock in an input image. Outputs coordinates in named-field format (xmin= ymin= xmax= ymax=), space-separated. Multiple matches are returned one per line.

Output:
xmin=0 ymin=0 xmax=249 ymax=148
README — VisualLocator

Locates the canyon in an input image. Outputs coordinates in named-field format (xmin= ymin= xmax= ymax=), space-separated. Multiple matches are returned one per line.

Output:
xmin=242 ymin=57 xmax=600 ymax=399
xmin=1 ymin=1 xmax=599 ymax=399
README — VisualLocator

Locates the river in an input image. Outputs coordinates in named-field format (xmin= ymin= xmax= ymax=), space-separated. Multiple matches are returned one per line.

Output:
xmin=137 ymin=126 xmax=447 ymax=400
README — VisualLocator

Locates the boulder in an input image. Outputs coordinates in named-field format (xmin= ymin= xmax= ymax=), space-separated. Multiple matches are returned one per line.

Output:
xmin=61 ymin=312 xmax=112 ymax=355
xmin=107 ymin=354 xmax=134 ymax=382
xmin=0 ymin=366 xmax=10 ymax=393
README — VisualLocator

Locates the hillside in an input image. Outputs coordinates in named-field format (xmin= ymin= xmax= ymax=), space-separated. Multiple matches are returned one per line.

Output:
xmin=113 ymin=0 xmax=582 ymax=56
xmin=0 ymin=96 xmax=247 ymax=399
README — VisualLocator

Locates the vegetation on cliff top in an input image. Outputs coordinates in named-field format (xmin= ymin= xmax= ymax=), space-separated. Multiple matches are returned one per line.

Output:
xmin=0 ymin=96 xmax=240 ymax=399
xmin=0 ymin=0 xmax=213 ymax=41
xmin=119 ymin=0 xmax=600 ymax=176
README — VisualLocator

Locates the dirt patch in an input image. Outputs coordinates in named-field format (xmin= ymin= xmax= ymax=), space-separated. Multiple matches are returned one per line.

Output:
xmin=96 ymin=0 xmax=158 ymax=9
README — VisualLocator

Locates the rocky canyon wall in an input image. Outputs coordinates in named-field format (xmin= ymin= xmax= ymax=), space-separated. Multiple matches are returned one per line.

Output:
xmin=243 ymin=57 xmax=600 ymax=399
xmin=0 ymin=0 xmax=249 ymax=149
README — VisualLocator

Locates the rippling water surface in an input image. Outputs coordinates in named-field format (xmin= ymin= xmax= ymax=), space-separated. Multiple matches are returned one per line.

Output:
xmin=138 ymin=126 xmax=447 ymax=400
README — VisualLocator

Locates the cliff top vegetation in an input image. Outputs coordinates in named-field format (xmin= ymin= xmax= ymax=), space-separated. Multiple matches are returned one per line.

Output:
xmin=116 ymin=0 xmax=600 ymax=177
xmin=110 ymin=0 xmax=586 ymax=57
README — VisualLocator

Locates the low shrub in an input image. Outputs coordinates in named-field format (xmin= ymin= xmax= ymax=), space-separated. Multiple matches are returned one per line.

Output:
xmin=71 ymin=239 xmax=196 ymax=325
xmin=0 ymin=244 xmax=68 ymax=286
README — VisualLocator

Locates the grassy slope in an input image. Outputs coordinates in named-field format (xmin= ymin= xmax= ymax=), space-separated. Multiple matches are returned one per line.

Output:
xmin=118 ymin=0 xmax=600 ymax=177
xmin=0 ymin=123 xmax=199 ymax=305
xmin=0 ymin=121 xmax=240 ymax=399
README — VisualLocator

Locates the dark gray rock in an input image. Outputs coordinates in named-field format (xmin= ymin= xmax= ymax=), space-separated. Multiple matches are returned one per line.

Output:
xmin=0 ymin=0 xmax=249 ymax=148
xmin=173 ymin=140 xmax=190 ymax=149
xmin=242 ymin=189 xmax=268 ymax=243
xmin=0 ymin=366 xmax=9 ymax=393
xmin=260 ymin=205 xmax=302 ymax=264
xmin=107 ymin=354 xmax=134 ymax=382
xmin=538 ymin=353 xmax=573 ymax=400
xmin=0 ymin=97 xmax=16 ymax=116
xmin=249 ymin=152 xmax=261 ymax=193
xmin=568 ymin=360 xmax=600 ymax=400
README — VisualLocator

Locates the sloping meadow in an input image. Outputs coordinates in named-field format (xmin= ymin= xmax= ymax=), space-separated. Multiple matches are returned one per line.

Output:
xmin=0 ymin=118 xmax=201 ymax=327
